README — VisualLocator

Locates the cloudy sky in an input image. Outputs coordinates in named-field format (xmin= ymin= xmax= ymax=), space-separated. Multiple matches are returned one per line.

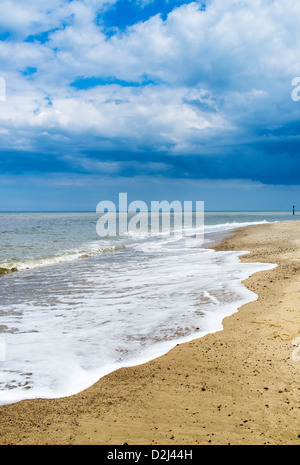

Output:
xmin=0 ymin=0 xmax=300 ymax=211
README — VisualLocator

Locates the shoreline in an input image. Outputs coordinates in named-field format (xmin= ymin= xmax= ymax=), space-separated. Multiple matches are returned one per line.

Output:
xmin=0 ymin=221 xmax=299 ymax=444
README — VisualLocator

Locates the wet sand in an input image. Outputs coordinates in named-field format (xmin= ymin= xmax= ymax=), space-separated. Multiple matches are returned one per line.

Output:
xmin=0 ymin=221 xmax=299 ymax=445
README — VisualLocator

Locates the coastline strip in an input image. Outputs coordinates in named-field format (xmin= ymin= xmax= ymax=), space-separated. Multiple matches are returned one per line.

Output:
xmin=0 ymin=221 xmax=299 ymax=445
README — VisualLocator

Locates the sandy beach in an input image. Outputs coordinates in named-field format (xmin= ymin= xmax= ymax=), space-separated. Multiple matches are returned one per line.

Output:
xmin=0 ymin=221 xmax=299 ymax=445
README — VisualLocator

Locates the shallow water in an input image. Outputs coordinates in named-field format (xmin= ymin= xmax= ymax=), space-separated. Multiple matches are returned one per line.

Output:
xmin=0 ymin=211 xmax=294 ymax=404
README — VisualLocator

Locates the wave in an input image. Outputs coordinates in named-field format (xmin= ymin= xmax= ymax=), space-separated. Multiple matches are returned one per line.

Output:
xmin=204 ymin=220 xmax=271 ymax=231
xmin=0 ymin=220 xmax=273 ymax=277
xmin=0 ymin=244 xmax=126 ymax=276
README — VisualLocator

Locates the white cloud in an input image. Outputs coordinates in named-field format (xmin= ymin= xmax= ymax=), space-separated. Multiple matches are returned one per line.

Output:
xmin=0 ymin=0 xmax=300 ymax=155
xmin=0 ymin=0 xmax=116 ymax=37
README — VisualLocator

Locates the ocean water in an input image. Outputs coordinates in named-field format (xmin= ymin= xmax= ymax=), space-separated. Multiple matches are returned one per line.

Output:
xmin=0 ymin=211 xmax=296 ymax=404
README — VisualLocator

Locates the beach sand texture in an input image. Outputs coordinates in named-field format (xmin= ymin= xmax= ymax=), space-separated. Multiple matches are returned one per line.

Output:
xmin=0 ymin=221 xmax=299 ymax=445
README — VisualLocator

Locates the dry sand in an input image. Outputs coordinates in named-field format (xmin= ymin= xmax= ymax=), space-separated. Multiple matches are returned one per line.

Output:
xmin=0 ymin=221 xmax=299 ymax=445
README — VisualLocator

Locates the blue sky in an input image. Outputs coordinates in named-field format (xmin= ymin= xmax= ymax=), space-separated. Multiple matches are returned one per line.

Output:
xmin=0 ymin=0 xmax=300 ymax=211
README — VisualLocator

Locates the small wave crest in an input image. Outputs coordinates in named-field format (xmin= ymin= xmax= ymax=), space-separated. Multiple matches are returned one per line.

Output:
xmin=204 ymin=220 xmax=270 ymax=231
xmin=0 ymin=244 xmax=126 ymax=276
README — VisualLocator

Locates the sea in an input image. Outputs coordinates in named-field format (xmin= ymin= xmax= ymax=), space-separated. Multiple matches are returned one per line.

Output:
xmin=0 ymin=211 xmax=297 ymax=405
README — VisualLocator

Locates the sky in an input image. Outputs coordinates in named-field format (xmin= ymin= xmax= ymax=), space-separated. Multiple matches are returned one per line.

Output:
xmin=0 ymin=0 xmax=300 ymax=211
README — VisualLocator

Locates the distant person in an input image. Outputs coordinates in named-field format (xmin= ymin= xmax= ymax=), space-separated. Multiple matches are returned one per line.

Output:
xmin=293 ymin=205 xmax=295 ymax=215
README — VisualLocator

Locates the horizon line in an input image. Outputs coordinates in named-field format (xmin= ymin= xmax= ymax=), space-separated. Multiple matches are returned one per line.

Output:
xmin=0 ymin=210 xmax=297 ymax=214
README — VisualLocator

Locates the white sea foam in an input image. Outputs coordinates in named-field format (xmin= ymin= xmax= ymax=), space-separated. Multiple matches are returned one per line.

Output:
xmin=1 ymin=212 xmax=287 ymax=404
xmin=0 ymin=234 xmax=276 ymax=405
